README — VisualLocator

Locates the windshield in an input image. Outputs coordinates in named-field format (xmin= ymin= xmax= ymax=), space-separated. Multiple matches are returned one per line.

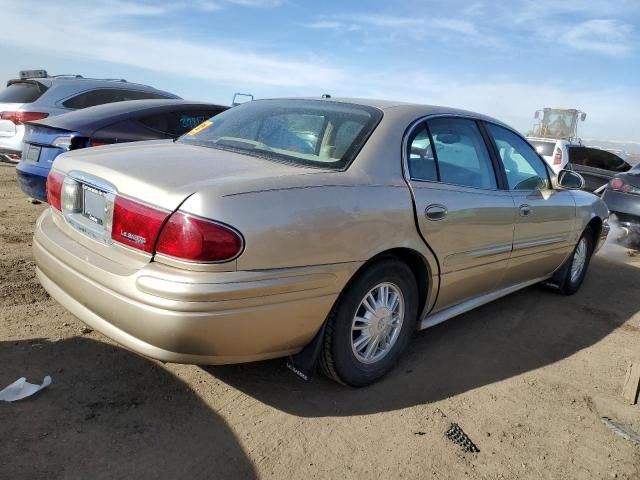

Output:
xmin=178 ymin=99 xmax=382 ymax=169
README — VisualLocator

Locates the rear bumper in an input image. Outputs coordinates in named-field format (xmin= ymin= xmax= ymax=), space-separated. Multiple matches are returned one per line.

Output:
xmin=602 ymin=189 xmax=640 ymax=224
xmin=33 ymin=209 xmax=356 ymax=364
xmin=16 ymin=160 xmax=49 ymax=201
xmin=0 ymin=129 xmax=23 ymax=154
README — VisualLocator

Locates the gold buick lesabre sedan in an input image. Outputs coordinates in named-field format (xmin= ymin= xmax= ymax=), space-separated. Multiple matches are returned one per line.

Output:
xmin=34 ymin=98 xmax=609 ymax=386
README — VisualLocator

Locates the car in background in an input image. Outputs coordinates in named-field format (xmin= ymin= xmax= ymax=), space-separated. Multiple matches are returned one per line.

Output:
xmin=564 ymin=145 xmax=632 ymax=192
xmin=528 ymin=137 xmax=631 ymax=191
xmin=527 ymin=137 xmax=572 ymax=174
xmin=602 ymin=163 xmax=640 ymax=245
xmin=0 ymin=69 xmax=179 ymax=163
xmin=34 ymin=97 xmax=608 ymax=386
xmin=16 ymin=99 xmax=227 ymax=202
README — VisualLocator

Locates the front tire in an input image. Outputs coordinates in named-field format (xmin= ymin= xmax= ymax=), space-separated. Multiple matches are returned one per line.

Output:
xmin=556 ymin=227 xmax=594 ymax=295
xmin=319 ymin=258 xmax=418 ymax=387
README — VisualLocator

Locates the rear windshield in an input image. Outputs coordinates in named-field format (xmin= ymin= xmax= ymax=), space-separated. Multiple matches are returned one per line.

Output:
xmin=62 ymin=88 xmax=173 ymax=109
xmin=177 ymin=99 xmax=382 ymax=169
xmin=0 ymin=81 xmax=47 ymax=103
xmin=529 ymin=140 xmax=555 ymax=157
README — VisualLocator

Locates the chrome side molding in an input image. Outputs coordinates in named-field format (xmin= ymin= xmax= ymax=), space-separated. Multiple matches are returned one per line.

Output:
xmin=419 ymin=276 xmax=550 ymax=330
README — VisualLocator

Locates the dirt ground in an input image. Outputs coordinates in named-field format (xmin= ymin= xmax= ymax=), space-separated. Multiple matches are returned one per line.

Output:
xmin=1 ymin=163 xmax=639 ymax=480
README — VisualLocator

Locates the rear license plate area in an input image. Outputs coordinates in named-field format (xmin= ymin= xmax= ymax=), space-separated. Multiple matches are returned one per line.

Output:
xmin=25 ymin=145 xmax=41 ymax=162
xmin=82 ymin=184 xmax=107 ymax=226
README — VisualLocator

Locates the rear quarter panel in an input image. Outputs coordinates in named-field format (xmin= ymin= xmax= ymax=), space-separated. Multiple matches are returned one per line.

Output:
xmin=180 ymin=180 xmax=429 ymax=271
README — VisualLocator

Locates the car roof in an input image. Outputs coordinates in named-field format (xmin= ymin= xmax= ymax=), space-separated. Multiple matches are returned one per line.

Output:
xmin=7 ymin=77 xmax=181 ymax=107
xmin=266 ymin=97 xmax=514 ymax=130
xmin=28 ymin=99 xmax=227 ymax=133
xmin=12 ymin=75 xmax=165 ymax=89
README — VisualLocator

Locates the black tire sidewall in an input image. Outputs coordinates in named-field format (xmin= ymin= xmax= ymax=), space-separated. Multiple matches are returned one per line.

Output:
xmin=562 ymin=229 xmax=594 ymax=294
xmin=329 ymin=259 xmax=418 ymax=387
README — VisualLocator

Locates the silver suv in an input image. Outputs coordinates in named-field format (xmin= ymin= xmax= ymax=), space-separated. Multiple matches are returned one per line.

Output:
xmin=0 ymin=69 xmax=180 ymax=162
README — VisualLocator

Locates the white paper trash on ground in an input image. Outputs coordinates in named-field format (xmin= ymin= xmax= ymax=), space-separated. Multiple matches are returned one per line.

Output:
xmin=0 ymin=376 xmax=52 ymax=402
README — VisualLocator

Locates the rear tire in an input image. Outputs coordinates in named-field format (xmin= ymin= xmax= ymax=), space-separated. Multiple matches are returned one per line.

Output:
xmin=319 ymin=258 xmax=418 ymax=387
xmin=555 ymin=227 xmax=594 ymax=295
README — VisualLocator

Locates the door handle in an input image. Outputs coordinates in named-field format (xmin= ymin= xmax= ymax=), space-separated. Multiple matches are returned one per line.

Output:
xmin=425 ymin=204 xmax=448 ymax=221
xmin=519 ymin=204 xmax=532 ymax=217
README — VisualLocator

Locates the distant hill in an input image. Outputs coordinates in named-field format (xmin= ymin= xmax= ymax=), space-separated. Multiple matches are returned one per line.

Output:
xmin=581 ymin=139 xmax=640 ymax=156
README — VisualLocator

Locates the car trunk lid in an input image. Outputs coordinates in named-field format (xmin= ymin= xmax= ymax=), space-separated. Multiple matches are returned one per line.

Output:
xmin=50 ymin=141 xmax=325 ymax=263
xmin=23 ymin=123 xmax=78 ymax=165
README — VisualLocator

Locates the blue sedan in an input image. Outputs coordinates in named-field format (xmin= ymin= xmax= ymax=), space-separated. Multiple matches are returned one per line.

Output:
xmin=16 ymin=99 xmax=227 ymax=201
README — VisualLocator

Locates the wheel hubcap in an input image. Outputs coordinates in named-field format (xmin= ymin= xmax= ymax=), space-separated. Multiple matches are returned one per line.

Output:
xmin=351 ymin=282 xmax=405 ymax=364
xmin=570 ymin=237 xmax=587 ymax=283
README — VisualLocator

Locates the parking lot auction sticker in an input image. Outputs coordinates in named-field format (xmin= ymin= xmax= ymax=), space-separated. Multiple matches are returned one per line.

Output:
xmin=187 ymin=120 xmax=213 ymax=136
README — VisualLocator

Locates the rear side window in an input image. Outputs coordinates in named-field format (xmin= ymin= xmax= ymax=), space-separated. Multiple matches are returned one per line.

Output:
xmin=567 ymin=147 xmax=630 ymax=171
xmin=63 ymin=89 xmax=170 ymax=109
xmin=0 ymin=82 xmax=47 ymax=103
xmin=139 ymin=109 xmax=224 ymax=137
xmin=601 ymin=151 xmax=630 ymax=172
xmin=425 ymin=117 xmax=497 ymax=189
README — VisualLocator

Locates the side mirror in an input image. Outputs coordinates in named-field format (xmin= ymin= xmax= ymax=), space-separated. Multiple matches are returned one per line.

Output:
xmin=580 ymin=112 xmax=587 ymax=121
xmin=534 ymin=111 xmax=540 ymax=120
xmin=557 ymin=169 xmax=585 ymax=190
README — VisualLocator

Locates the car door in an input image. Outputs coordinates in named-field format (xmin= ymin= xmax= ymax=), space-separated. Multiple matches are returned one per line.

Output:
xmin=484 ymin=123 xmax=577 ymax=286
xmin=406 ymin=117 xmax=516 ymax=311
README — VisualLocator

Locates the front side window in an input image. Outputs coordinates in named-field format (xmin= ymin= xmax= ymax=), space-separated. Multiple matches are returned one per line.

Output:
xmin=426 ymin=117 xmax=497 ymax=189
xmin=177 ymin=99 xmax=382 ymax=169
xmin=63 ymin=89 xmax=170 ymax=109
xmin=487 ymin=124 xmax=550 ymax=191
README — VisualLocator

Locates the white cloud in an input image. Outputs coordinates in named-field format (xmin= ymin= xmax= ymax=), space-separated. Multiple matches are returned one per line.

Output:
xmin=309 ymin=3 xmax=637 ymax=56
xmin=306 ymin=21 xmax=345 ymax=30
xmin=0 ymin=0 xmax=637 ymax=142
xmin=306 ymin=13 xmax=501 ymax=47
xmin=559 ymin=19 xmax=633 ymax=56
xmin=0 ymin=0 xmax=342 ymax=88
xmin=462 ymin=2 xmax=484 ymax=16
xmin=225 ymin=0 xmax=283 ymax=6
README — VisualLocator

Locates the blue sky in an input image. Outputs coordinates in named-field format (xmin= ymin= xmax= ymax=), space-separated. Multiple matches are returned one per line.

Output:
xmin=1 ymin=0 xmax=639 ymax=142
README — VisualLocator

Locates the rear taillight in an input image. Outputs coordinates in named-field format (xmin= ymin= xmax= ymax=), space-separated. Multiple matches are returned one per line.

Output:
xmin=46 ymin=170 xmax=65 ymax=210
xmin=609 ymin=177 xmax=639 ymax=194
xmin=0 ymin=111 xmax=49 ymax=125
xmin=52 ymin=135 xmax=77 ymax=151
xmin=156 ymin=212 xmax=243 ymax=262
xmin=553 ymin=147 xmax=562 ymax=165
xmin=111 ymin=196 xmax=169 ymax=253
xmin=609 ymin=178 xmax=624 ymax=190
xmin=89 ymin=139 xmax=112 ymax=147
